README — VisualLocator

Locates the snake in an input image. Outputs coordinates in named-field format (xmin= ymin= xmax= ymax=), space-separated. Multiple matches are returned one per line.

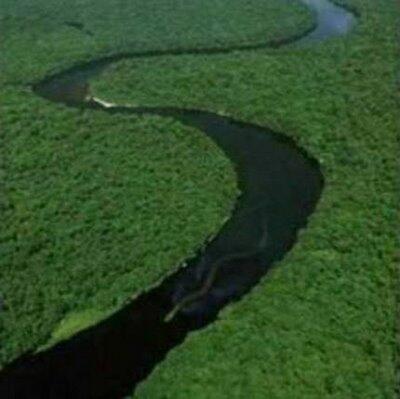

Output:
xmin=164 ymin=207 xmax=270 ymax=322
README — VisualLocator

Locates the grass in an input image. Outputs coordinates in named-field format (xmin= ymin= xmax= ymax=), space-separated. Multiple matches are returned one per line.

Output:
xmin=88 ymin=1 xmax=398 ymax=397
xmin=0 ymin=0 xmax=312 ymax=368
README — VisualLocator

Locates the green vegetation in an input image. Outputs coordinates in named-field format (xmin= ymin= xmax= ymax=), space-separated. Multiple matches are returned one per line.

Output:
xmin=0 ymin=93 xmax=238 ymax=363
xmin=1 ymin=0 xmax=397 ymax=397
xmin=0 ymin=0 xmax=312 ymax=84
xmin=0 ymin=0 xmax=312 ymax=368
xmin=37 ymin=308 xmax=110 ymax=351
xmin=89 ymin=1 xmax=398 ymax=397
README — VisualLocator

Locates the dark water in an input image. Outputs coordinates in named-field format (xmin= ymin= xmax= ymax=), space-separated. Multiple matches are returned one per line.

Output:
xmin=0 ymin=1 xmax=354 ymax=398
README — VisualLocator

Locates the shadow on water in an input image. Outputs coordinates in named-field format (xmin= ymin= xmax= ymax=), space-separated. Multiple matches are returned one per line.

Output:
xmin=0 ymin=1 xmax=355 ymax=397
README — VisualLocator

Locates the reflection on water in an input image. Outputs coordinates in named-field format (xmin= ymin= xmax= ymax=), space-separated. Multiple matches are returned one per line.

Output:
xmin=299 ymin=0 xmax=355 ymax=43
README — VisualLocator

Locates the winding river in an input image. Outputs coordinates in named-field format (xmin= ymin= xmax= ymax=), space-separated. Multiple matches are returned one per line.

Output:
xmin=0 ymin=1 xmax=354 ymax=397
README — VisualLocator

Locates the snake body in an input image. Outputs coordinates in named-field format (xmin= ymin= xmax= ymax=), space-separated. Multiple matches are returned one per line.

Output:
xmin=165 ymin=213 xmax=270 ymax=321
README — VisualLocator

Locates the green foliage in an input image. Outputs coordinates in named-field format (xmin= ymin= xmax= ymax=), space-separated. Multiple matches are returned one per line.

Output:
xmin=38 ymin=308 xmax=113 ymax=351
xmin=0 ymin=89 xmax=238 ymax=364
xmin=0 ymin=0 xmax=312 ymax=84
xmin=0 ymin=0 xmax=397 ymax=398
xmin=0 ymin=0 xmax=312 ymax=364
xmin=89 ymin=1 xmax=398 ymax=398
